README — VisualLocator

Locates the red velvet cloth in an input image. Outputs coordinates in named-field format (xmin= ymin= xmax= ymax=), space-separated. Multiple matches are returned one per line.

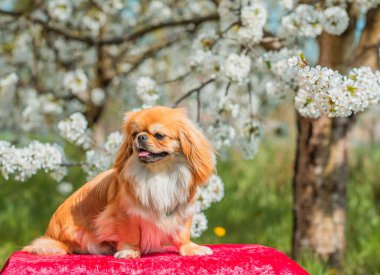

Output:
xmin=1 ymin=244 xmax=309 ymax=275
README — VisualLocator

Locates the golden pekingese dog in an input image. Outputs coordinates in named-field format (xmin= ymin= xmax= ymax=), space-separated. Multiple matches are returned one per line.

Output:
xmin=23 ymin=106 xmax=215 ymax=258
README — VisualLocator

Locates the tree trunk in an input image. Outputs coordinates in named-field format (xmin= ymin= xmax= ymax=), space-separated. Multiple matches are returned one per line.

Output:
xmin=292 ymin=114 xmax=353 ymax=266
xmin=292 ymin=5 xmax=380 ymax=268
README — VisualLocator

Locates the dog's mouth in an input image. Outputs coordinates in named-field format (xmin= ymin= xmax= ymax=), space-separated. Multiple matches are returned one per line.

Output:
xmin=137 ymin=149 xmax=169 ymax=163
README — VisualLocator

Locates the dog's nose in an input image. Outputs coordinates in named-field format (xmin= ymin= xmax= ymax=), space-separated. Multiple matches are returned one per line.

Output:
xmin=138 ymin=134 xmax=149 ymax=142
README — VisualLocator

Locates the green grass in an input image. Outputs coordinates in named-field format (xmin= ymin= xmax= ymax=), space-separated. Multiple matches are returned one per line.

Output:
xmin=1 ymin=140 xmax=380 ymax=274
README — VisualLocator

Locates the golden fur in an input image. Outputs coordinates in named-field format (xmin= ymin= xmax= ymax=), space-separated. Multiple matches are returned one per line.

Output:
xmin=23 ymin=106 xmax=214 ymax=258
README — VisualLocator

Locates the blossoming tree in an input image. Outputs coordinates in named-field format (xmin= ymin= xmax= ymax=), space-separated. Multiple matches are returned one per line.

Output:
xmin=1 ymin=0 xmax=380 ymax=268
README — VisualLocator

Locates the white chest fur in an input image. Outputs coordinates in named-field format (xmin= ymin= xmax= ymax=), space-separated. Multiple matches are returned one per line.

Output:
xmin=124 ymin=157 xmax=192 ymax=215
xmin=122 ymin=157 xmax=194 ymax=253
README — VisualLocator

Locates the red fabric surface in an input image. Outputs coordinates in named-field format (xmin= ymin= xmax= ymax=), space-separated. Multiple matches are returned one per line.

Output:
xmin=1 ymin=244 xmax=309 ymax=275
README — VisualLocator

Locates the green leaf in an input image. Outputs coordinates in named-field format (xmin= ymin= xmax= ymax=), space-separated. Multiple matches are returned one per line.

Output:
xmin=347 ymin=85 xmax=357 ymax=95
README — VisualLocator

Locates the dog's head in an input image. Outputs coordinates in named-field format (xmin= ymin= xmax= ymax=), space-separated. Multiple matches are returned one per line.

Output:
xmin=114 ymin=106 xmax=214 ymax=185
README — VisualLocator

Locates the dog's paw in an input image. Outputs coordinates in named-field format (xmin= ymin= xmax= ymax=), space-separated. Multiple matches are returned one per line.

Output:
xmin=179 ymin=243 xmax=213 ymax=256
xmin=114 ymin=249 xmax=140 ymax=259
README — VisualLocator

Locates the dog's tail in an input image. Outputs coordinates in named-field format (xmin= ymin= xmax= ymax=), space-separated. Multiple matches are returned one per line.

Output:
xmin=22 ymin=236 xmax=69 ymax=255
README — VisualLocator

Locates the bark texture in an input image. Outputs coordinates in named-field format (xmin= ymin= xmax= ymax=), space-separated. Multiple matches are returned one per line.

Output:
xmin=292 ymin=114 xmax=352 ymax=266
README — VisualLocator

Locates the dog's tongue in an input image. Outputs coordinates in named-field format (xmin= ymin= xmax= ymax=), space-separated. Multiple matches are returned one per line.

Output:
xmin=138 ymin=150 xmax=151 ymax=157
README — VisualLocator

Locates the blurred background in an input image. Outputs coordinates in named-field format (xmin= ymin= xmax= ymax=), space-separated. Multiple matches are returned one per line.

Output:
xmin=1 ymin=1 xmax=380 ymax=274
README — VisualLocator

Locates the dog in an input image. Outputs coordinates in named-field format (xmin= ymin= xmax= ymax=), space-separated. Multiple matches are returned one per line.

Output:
xmin=23 ymin=106 xmax=215 ymax=258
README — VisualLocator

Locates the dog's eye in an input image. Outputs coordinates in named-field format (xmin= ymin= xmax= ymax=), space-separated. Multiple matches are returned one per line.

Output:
xmin=154 ymin=133 xmax=165 ymax=140
xmin=132 ymin=132 xmax=138 ymax=139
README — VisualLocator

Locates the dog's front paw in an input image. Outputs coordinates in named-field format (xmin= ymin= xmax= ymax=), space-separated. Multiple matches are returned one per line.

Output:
xmin=179 ymin=242 xmax=213 ymax=256
xmin=114 ymin=249 xmax=140 ymax=259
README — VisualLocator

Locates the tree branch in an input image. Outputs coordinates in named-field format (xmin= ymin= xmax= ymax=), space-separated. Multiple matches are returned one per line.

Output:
xmin=172 ymin=78 xmax=215 ymax=107
xmin=61 ymin=162 xmax=86 ymax=167
xmin=158 ymin=72 xmax=191 ymax=84
xmin=123 ymin=35 xmax=185 ymax=76
xmin=0 ymin=9 xmax=23 ymax=16
xmin=97 ymin=14 xmax=219 ymax=46
xmin=0 ymin=9 xmax=219 ymax=46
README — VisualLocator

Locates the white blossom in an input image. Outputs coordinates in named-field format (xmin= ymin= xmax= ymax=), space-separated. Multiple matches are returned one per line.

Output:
xmin=21 ymin=89 xmax=62 ymax=132
xmin=82 ymin=11 xmax=107 ymax=35
xmin=136 ymin=77 xmax=159 ymax=104
xmin=241 ymin=3 xmax=267 ymax=28
xmin=281 ymin=5 xmax=322 ymax=38
xmin=235 ymin=2 xmax=267 ymax=46
xmin=94 ymin=0 xmax=123 ymax=13
xmin=63 ymin=69 xmax=88 ymax=95
xmin=57 ymin=182 xmax=73 ymax=195
xmin=188 ymin=31 xmax=220 ymax=73
xmin=279 ymin=0 xmax=298 ymax=9
xmin=288 ymin=56 xmax=299 ymax=68
xmin=0 ymin=141 xmax=65 ymax=181
xmin=240 ymin=120 xmax=264 ymax=159
xmin=146 ymin=1 xmax=172 ymax=20
xmin=83 ymin=149 xmax=113 ymax=180
xmin=58 ymin=113 xmax=92 ymax=149
xmin=191 ymin=212 xmax=208 ymax=238
xmin=217 ymin=97 xmax=240 ymax=118
xmin=188 ymin=49 xmax=213 ymax=69
xmin=91 ymin=88 xmax=106 ymax=106
xmin=237 ymin=26 xmax=264 ymax=46
xmin=322 ymin=6 xmax=349 ymax=35
xmin=104 ymin=132 xmax=123 ymax=155
xmin=48 ymin=0 xmax=72 ymax=21
xmin=224 ymin=53 xmax=251 ymax=85
xmin=0 ymin=73 xmax=18 ymax=93
xmin=196 ymin=175 xmax=224 ymax=211
xmin=208 ymin=124 xmax=236 ymax=150
xmin=292 ymin=59 xmax=380 ymax=118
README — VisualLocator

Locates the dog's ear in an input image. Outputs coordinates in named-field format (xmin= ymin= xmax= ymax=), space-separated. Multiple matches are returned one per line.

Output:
xmin=114 ymin=112 xmax=135 ymax=172
xmin=177 ymin=113 xmax=215 ymax=185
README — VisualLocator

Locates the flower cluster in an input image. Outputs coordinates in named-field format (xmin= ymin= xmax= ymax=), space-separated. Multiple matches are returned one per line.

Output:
xmin=21 ymin=89 xmax=63 ymax=132
xmin=48 ymin=0 xmax=72 ymax=21
xmin=91 ymin=88 xmax=106 ymax=106
xmin=322 ymin=6 xmax=349 ymax=35
xmin=136 ymin=77 xmax=159 ymax=105
xmin=94 ymin=0 xmax=123 ymax=13
xmin=281 ymin=5 xmax=349 ymax=38
xmin=63 ymin=69 xmax=88 ymax=95
xmin=82 ymin=10 xmax=107 ymax=36
xmin=58 ymin=112 xmax=92 ymax=149
xmin=207 ymin=123 xmax=236 ymax=150
xmin=0 ymin=141 xmax=66 ymax=181
xmin=240 ymin=119 xmax=264 ymax=160
xmin=281 ymin=5 xmax=322 ymax=38
xmin=196 ymin=175 xmax=224 ymax=211
xmin=238 ymin=2 xmax=268 ymax=45
xmin=187 ymin=31 xmax=219 ymax=72
xmin=279 ymin=0 xmax=298 ymax=10
xmin=191 ymin=212 xmax=208 ymax=238
xmin=83 ymin=149 xmax=113 ymax=180
xmin=83 ymin=131 xmax=123 ymax=180
xmin=191 ymin=174 xmax=225 ymax=237
xmin=290 ymin=56 xmax=380 ymax=118
xmin=223 ymin=53 xmax=251 ymax=85
xmin=218 ymin=97 xmax=240 ymax=119
xmin=256 ymin=48 xmax=301 ymax=100
xmin=0 ymin=73 xmax=18 ymax=94
xmin=104 ymin=132 xmax=123 ymax=155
